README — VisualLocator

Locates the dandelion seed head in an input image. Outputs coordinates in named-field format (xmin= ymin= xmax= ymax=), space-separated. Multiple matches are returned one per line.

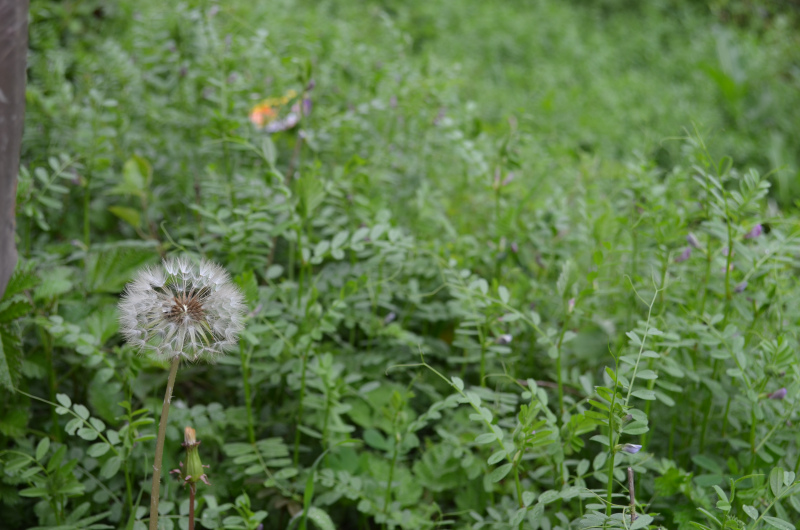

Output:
xmin=119 ymin=257 xmax=246 ymax=363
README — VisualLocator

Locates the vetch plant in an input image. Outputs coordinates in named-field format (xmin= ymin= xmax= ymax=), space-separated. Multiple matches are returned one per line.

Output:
xmin=118 ymin=257 xmax=245 ymax=530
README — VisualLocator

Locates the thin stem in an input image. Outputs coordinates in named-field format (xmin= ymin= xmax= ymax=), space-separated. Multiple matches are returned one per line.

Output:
xmin=628 ymin=467 xmax=637 ymax=523
xmin=384 ymin=438 xmax=399 ymax=514
xmin=240 ymin=343 xmax=255 ymax=444
xmin=748 ymin=408 xmax=757 ymax=475
xmin=293 ymin=345 xmax=311 ymax=464
xmin=514 ymin=464 xmax=524 ymax=530
xmin=189 ymin=483 xmax=196 ymax=530
xmin=149 ymin=357 xmax=181 ymax=530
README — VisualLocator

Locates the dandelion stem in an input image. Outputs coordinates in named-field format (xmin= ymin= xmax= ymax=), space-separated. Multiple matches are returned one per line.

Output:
xmin=189 ymin=483 xmax=196 ymax=530
xmin=149 ymin=357 xmax=181 ymax=530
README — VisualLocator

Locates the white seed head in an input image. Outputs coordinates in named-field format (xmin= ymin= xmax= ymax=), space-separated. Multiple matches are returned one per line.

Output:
xmin=118 ymin=257 xmax=246 ymax=362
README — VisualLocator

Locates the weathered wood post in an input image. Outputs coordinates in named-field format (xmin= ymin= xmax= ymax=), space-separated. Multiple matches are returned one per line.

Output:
xmin=0 ymin=0 xmax=29 ymax=298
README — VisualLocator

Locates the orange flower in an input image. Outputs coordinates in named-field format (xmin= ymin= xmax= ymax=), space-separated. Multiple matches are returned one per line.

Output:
xmin=249 ymin=103 xmax=278 ymax=128
xmin=249 ymin=89 xmax=300 ymax=130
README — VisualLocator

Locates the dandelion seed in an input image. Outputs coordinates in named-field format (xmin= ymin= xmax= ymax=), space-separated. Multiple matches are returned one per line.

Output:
xmin=118 ymin=257 xmax=245 ymax=362
xmin=734 ymin=281 xmax=748 ymax=294
xmin=675 ymin=247 xmax=691 ymax=263
xmin=744 ymin=224 xmax=763 ymax=240
xmin=621 ymin=444 xmax=642 ymax=454
xmin=768 ymin=388 xmax=787 ymax=400
xmin=687 ymin=233 xmax=701 ymax=249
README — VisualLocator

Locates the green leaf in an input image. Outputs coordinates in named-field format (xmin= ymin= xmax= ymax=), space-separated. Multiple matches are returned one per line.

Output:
xmin=19 ymin=487 xmax=50 ymax=498
xmin=742 ymin=505 xmax=758 ymax=521
xmin=56 ymin=393 xmax=72 ymax=408
xmin=100 ymin=456 xmax=122 ymax=479
xmin=73 ymin=404 xmax=90 ymax=420
xmin=762 ymin=516 xmax=795 ymax=530
xmin=108 ymin=206 xmax=142 ymax=229
xmin=522 ymin=491 xmax=536 ymax=507
xmin=475 ymin=433 xmax=496 ymax=445
xmin=0 ymin=300 xmax=32 ymax=323
xmin=489 ymin=463 xmax=513 ymax=483
xmin=0 ymin=333 xmax=14 ymax=391
xmin=631 ymin=389 xmax=656 ymax=400
xmin=770 ymin=466 xmax=785 ymax=498
xmin=87 ymin=443 xmax=111 ymax=458
xmin=288 ymin=507 xmax=335 ymax=530
xmin=498 ymin=286 xmax=510 ymax=304
xmin=35 ymin=437 xmax=50 ymax=461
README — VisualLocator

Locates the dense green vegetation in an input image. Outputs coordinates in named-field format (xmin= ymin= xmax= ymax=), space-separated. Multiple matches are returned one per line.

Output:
xmin=4 ymin=0 xmax=800 ymax=528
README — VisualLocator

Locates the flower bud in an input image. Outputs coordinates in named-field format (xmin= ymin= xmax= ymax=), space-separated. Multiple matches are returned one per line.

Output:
xmin=675 ymin=247 xmax=691 ymax=263
xmin=744 ymin=224 xmax=763 ymax=240
xmin=768 ymin=388 xmax=787 ymax=400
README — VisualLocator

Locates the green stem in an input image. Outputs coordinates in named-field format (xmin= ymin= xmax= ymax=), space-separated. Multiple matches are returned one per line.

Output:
xmin=605 ymin=445 xmax=616 ymax=519
xmin=83 ymin=186 xmax=90 ymax=247
xmin=293 ymin=346 xmax=310 ymax=464
xmin=43 ymin=332 xmax=60 ymax=440
xmin=149 ymin=357 xmax=181 ymax=530
xmin=189 ymin=483 xmax=196 ymax=530
xmin=748 ymin=408 xmax=757 ymax=475
xmin=514 ymin=464 xmax=524 ymax=530
xmin=240 ymin=343 xmax=255 ymax=444
xmin=384 ymin=438 xmax=399 ymax=513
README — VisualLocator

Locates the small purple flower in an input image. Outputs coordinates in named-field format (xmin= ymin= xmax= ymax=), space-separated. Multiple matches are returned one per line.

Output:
xmin=687 ymin=233 xmax=701 ymax=249
xmin=567 ymin=298 xmax=576 ymax=314
xmin=384 ymin=312 xmax=396 ymax=324
xmin=744 ymin=224 xmax=763 ymax=240
xmin=302 ymin=97 xmax=312 ymax=116
xmin=510 ymin=242 xmax=519 ymax=254
xmin=734 ymin=281 xmax=748 ymax=294
xmin=768 ymin=388 xmax=787 ymax=400
xmin=496 ymin=334 xmax=513 ymax=345
xmin=621 ymin=444 xmax=642 ymax=454
xmin=675 ymin=247 xmax=692 ymax=263
xmin=501 ymin=173 xmax=515 ymax=186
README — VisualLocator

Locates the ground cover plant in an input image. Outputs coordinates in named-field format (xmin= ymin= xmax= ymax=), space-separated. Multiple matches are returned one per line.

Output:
xmin=3 ymin=0 xmax=800 ymax=528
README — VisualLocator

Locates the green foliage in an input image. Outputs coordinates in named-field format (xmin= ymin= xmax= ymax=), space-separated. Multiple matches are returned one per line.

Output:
xmin=6 ymin=0 xmax=800 ymax=529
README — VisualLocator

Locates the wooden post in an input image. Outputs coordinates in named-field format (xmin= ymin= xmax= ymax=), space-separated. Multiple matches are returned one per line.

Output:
xmin=0 ymin=0 xmax=29 ymax=298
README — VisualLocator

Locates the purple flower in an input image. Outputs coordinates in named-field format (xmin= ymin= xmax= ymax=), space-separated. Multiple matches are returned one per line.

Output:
xmin=302 ymin=97 xmax=312 ymax=117
xmin=567 ymin=298 xmax=576 ymax=314
xmin=621 ymin=444 xmax=642 ymax=454
xmin=675 ymin=247 xmax=692 ymax=263
xmin=502 ymin=173 xmax=515 ymax=186
xmin=734 ymin=281 xmax=748 ymax=293
xmin=510 ymin=242 xmax=518 ymax=253
xmin=496 ymin=334 xmax=513 ymax=345
xmin=687 ymin=233 xmax=701 ymax=249
xmin=384 ymin=312 xmax=396 ymax=324
xmin=744 ymin=224 xmax=763 ymax=240
xmin=768 ymin=388 xmax=787 ymax=400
